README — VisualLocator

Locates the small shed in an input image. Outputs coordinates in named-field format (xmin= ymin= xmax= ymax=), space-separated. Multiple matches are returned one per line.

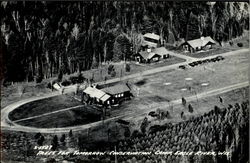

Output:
xmin=143 ymin=33 xmax=160 ymax=47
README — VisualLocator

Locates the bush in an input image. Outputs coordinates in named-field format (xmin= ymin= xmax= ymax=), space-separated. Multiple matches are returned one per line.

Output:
xmin=57 ymin=70 xmax=63 ymax=82
xmin=188 ymin=104 xmax=193 ymax=113
xmin=61 ymin=79 xmax=71 ymax=86
xmin=111 ymin=70 xmax=116 ymax=77
xmin=36 ymin=76 xmax=43 ymax=83
xmin=131 ymin=130 xmax=143 ymax=138
xmin=69 ymin=76 xmax=79 ymax=84
xmin=125 ymin=64 xmax=131 ymax=72
xmin=237 ymin=43 xmax=243 ymax=47
xmin=77 ymin=73 xmax=85 ymax=83
xmin=108 ymin=64 xmax=114 ymax=74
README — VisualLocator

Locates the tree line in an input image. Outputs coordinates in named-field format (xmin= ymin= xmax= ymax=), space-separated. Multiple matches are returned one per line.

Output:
xmin=1 ymin=1 xmax=249 ymax=82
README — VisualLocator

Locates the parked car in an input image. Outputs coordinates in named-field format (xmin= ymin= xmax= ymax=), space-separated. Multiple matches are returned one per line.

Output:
xmin=211 ymin=58 xmax=217 ymax=62
xmin=148 ymin=111 xmax=158 ymax=117
xmin=189 ymin=63 xmax=195 ymax=67
xmin=197 ymin=60 xmax=203 ymax=64
xmin=193 ymin=61 xmax=199 ymax=65
xmin=179 ymin=65 xmax=186 ymax=69
xmin=216 ymin=56 xmax=225 ymax=60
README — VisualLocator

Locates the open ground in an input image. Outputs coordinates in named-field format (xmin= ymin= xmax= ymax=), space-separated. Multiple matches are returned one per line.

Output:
xmin=1 ymin=48 xmax=249 ymax=132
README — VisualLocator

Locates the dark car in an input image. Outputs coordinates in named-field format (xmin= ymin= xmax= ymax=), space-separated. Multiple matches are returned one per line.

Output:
xmin=216 ymin=56 xmax=225 ymax=61
xmin=202 ymin=60 xmax=208 ymax=63
xmin=197 ymin=60 xmax=203 ymax=64
xmin=193 ymin=61 xmax=199 ymax=65
xmin=148 ymin=111 xmax=158 ymax=117
xmin=179 ymin=65 xmax=186 ymax=69
xmin=211 ymin=58 xmax=217 ymax=62
xmin=189 ymin=63 xmax=195 ymax=67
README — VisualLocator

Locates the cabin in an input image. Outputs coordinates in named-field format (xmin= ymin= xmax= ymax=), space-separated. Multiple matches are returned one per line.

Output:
xmin=142 ymin=33 xmax=160 ymax=48
xmin=82 ymin=86 xmax=111 ymax=105
xmin=101 ymin=84 xmax=132 ymax=105
xmin=180 ymin=36 xmax=216 ymax=53
xmin=135 ymin=47 xmax=171 ymax=63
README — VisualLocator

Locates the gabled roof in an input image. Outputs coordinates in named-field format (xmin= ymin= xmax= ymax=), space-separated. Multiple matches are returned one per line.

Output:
xmin=83 ymin=87 xmax=110 ymax=101
xmin=138 ymin=51 xmax=160 ymax=60
xmin=143 ymin=33 xmax=160 ymax=40
xmin=101 ymin=84 xmax=130 ymax=95
xmin=184 ymin=36 xmax=216 ymax=49
xmin=138 ymin=47 xmax=172 ymax=58
xmin=153 ymin=47 xmax=169 ymax=56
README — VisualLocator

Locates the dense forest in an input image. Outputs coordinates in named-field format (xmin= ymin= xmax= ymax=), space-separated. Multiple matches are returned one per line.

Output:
xmin=1 ymin=1 xmax=249 ymax=83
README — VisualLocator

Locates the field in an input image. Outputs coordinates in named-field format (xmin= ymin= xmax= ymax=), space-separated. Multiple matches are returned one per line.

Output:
xmin=8 ymin=50 xmax=248 ymax=129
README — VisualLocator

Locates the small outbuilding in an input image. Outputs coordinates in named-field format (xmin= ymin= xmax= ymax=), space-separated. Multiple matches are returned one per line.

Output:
xmin=143 ymin=33 xmax=160 ymax=48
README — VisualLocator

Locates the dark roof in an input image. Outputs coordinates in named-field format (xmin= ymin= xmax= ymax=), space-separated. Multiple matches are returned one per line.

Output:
xmin=101 ymin=84 xmax=130 ymax=95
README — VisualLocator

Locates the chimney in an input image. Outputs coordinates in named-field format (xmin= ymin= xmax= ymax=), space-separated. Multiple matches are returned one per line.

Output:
xmin=201 ymin=36 xmax=205 ymax=46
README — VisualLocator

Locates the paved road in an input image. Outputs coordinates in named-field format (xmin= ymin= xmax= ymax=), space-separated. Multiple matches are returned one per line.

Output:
xmin=1 ymin=81 xmax=248 ymax=133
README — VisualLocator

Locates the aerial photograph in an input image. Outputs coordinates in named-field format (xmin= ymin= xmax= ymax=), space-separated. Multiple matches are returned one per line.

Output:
xmin=0 ymin=1 xmax=249 ymax=163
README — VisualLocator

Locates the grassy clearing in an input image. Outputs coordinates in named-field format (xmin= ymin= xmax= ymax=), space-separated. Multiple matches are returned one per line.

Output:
xmin=17 ymin=107 xmax=102 ymax=128
xmin=1 ymin=56 xmax=185 ymax=109
xmin=9 ymin=51 xmax=248 ymax=129
xmin=9 ymin=95 xmax=82 ymax=121
xmin=129 ymin=51 xmax=248 ymax=102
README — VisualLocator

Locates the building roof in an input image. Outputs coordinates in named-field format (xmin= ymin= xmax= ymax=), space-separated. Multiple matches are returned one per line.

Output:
xmin=83 ymin=87 xmax=110 ymax=101
xmin=143 ymin=33 xmax=160 ymax=40
xmin=138 ymin=51 xmax=160 ymax=60
xmin=153 ymin=47 xmax=170 ymax=56
xmin=101 ymin=84 xmax=130 ymax=95
xmin=184 ymin=36 xmax=216 ymax=49
xmin=138 ymin=47 xmax=172 ymax=58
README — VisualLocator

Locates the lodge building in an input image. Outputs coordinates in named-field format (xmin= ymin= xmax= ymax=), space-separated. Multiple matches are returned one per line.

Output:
xmin=180 ymin=36 xmax=216 ymax=53
xmin=82 ymin=84 xmax=131 ymax=106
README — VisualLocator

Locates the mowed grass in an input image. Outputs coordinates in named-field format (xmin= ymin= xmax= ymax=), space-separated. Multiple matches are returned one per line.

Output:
xmin=17 ymin=106 xmax=102 ymax=128
xmin=130 ymin=51 xmax=248 ymax=102
xmin=9 ymin=95 xmax=82 ymax=121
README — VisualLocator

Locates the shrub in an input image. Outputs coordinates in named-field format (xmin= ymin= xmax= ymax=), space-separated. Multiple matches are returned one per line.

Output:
xmin=188 ymin=104 xmax=194 ymax=113
xmin=61 ymin=79 xmax=71 ymax=86
xmin=182 ymin=97 xmax=186 ymax=106
xmin=36 ymin=76 xmax=43 ymax=83
xmin=111 ymin=70 xmax=116 ymax=77
xmin=57 ymin=70 xmax=63 ymax=82
xmin=77 ymin=73 xmax=85 ymax=83
xmin=140 ymin=117 xmax=149 ymax=134
xmin=69 ymin=76 xmax=78 ymax=84
xmin=125 ymin=64 xmax=131 ymax=72
xmin=108 ymin=64 xmax=114 ymax=74
xmin=237 ymin=43 xmax=243 ymax=47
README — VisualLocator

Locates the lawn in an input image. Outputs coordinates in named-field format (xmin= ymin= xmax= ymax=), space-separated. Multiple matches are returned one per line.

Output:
xmin=129 ymin=50 xmax=248 ymax=102
xmin=10 ymin=50 xmax=248 ymax=129
xmin=9 ymin=95 xmax=83 ymax=121
xmin=17 ymin=106 xmax=102 ymax=128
